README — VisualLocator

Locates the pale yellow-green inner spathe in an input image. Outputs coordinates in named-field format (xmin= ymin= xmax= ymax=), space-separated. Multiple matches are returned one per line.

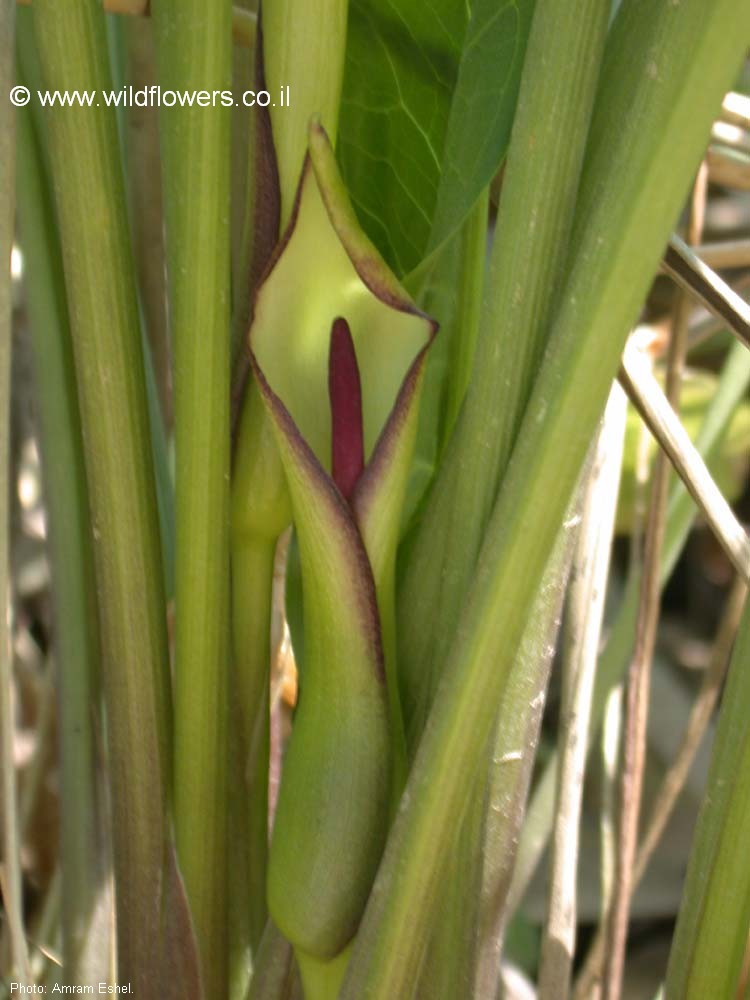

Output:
xmin=252 ymin=162 xmax=428 ymax=474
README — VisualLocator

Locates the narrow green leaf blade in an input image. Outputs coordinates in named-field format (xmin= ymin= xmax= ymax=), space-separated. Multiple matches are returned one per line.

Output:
xmin=666 ymin=591 xmax=750 ymax=998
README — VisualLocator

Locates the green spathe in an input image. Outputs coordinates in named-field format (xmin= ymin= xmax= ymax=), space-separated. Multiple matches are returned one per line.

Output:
xmin=250 ymin=122 xmax=434 ymax=959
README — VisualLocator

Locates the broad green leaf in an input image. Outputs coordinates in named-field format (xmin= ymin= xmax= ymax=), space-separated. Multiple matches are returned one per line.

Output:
xmin=429 ymin=0 xmax=533 ymax=253
xmin=338 ymin=0 xmax=533 ymax=276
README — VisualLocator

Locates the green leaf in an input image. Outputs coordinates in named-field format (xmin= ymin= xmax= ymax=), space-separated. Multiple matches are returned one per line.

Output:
xmin=338 ymin=0 xmax=533 ymax=275
xmin=428 ymin=0 xmax=533 ymax=254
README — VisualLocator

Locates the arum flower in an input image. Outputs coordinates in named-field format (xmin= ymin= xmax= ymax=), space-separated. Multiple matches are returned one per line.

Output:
xmin=248 ymin=121 xmax=436 ymax=959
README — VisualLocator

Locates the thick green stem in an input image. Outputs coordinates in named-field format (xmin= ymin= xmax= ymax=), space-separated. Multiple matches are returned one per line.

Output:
xmin=150 ymin=0 xmax=232 ymax=991
xmin=15 ymin=45 xmax=109 ymax=981
xmin=341 ymin=2 xmax=749 ymax=996
xmin=230 ymin=14 xmax=257 ymax=364
xmin=30 ymin=0 xmax=173 ymax=990
xmin=263 ymin=0 xmax=348 ymax=228
xmin=421 ymin=526 xmax=571 ymax=1000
